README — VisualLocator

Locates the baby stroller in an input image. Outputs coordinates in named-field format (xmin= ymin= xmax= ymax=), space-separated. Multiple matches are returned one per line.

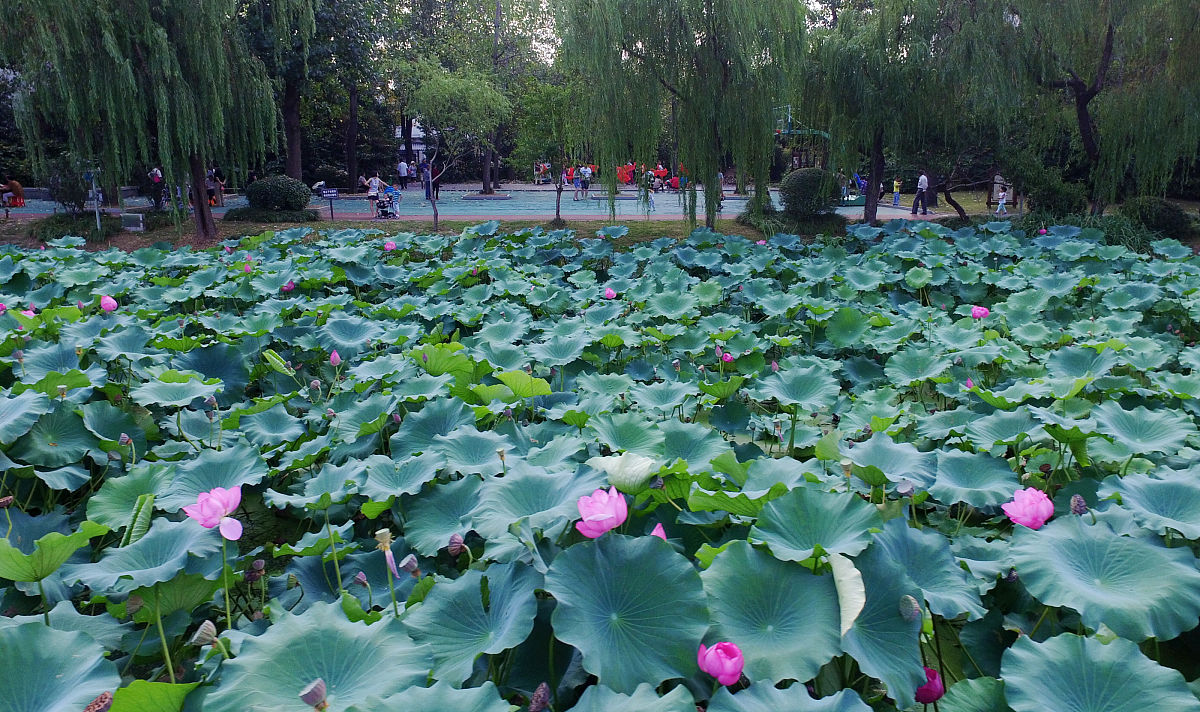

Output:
xmin=375 ymin=187 xmax=400 ymax=219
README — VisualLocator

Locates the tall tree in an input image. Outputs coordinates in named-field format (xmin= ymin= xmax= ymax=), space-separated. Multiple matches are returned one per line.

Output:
xmin=0 ymin=0 xmax=312 ymax=240
xmin=556 ymin=0 xmax=804 ymax=227
xmin=511 ymin=76 xmax=587 ymax=225
xmin=1014 ymin=0 xmax=1200 ymax=210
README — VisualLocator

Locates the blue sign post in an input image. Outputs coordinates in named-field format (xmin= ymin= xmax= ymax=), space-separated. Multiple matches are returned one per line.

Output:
xmin=321 ymin=188 xmax=339 ymax=219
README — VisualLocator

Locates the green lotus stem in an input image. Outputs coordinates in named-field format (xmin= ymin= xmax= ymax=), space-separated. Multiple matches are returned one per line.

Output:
xmin=213 ymin=636 xmax=234 ymax=659
xmin=786 ymin=408 xmax=799 ymax=455
xmin=547 ymin=631 xmax=559 ymax=710
xmin=385 ymin=564 xmax=399 ymax=618
xmin=324 ymin=508 xmax=344 ymax=595
xmin=154 ymin=587 xmax=176 ymax=684
xmin=37 ymin=579 xmax=49 ymax=625
xmin=221 ymin=538 xmax=234 ymax=631
xmin=1029 ymin=605 xmax=1052 ymax=638
xmin=1120 ymin=454 xmax=1135 ymax=477
xmin=3 ymin=507 xmax=11 ymax=538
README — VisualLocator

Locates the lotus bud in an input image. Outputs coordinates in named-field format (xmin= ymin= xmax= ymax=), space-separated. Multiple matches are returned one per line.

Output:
xmin=524 ymin=363 xmax=533 ymax=375
xmin=353 ymin=571 xmax=368 ymax=586
xmin=206 ymin=410 xmax=215 ymax=422
xmin=898 ymin=594 xmax=922 ymax=622
xmin=178 ymin=319 xmax=185 ymax=328
xmin=770 ymin=360 xmax=779 ymax=372
xmin=503 ymin=408 xmax=513 ymax=419
xmin=497 ymin=449 xmax=506 ymax=463
xmin=392 ymin=412 xmax=401 ymax=424
xmin=1004 ymin=568 xmax=1019 ymax=583
xmin=421 ymin=353 xmax=428 ymax=363
xmin=1070 ymin=494 xmax=1088 ymax=516
xmin=12 ymin=349 xmax=23 ymax=362
xmin=447 ymin=533 xmax=466 ymax=556
xmin=82 ymin=692 xmax=114 ymax=712
xmin=299 ymin=678 xmax=329 ymax=710
xmin=310 ymin=379 xmax=321 ymax=391
xmin=189 ymin=620 xmax=218 ymax=647
xmin=118 ymin=433 xmax=131 ymax=446
xmin=0 ymin=495 xmax=13 ymax=509
xmin=529 ymin=683 xmax=551 ymax=712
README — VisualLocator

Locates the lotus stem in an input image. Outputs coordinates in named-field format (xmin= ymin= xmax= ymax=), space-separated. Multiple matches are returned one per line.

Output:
xmin=154 ymin=587 xmax=176 ymax=684
xmin=385 ymin=564 xmax=399 ymax=618
xmin=37 ymin=579 xmax=49 ymax=625
xmin=324 ymin=508 xmax=344 ymax=596
xmin=1029 ymin=605 xmax=1052 ymax=638
xmin=222 ymin=537 xmax=234 ymax=631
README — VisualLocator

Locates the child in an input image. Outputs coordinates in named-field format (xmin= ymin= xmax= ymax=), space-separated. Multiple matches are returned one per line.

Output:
xmin=892 ymin=177 xmax=902 ymax=206
xmin=995 ymin=187 xmax=1008 ymax=216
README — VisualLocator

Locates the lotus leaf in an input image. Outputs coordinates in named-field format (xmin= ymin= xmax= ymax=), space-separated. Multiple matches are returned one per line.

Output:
xmin=750 ymin=486 xmax=883 ymax=561
xmin=709 ymin=687 xmax=872 ymax=712
xmin=0 ymin=622 xmax=121 ymax=712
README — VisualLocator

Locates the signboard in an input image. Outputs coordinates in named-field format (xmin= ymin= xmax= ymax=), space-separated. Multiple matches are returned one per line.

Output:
xmin=321 ymin=188 xmax=339 ymax=199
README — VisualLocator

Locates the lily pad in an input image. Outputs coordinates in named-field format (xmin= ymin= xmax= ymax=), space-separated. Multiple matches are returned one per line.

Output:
xmin=750 ymin=487 xmax=883 ymax=562
xmin=0 ymin=623 xmax=121 ymax=712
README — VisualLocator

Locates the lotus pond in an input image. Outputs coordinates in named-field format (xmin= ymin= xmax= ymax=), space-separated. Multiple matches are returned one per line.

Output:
xmin=3 ymin=220 xmax=1200 ymax=712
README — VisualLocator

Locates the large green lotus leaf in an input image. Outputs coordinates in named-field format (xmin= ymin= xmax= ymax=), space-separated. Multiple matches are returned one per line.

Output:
xmin=201 ymin=601 xmax=432 ymax=712
xmin=347 ymin=682 xmax=511 ymax=712
xmin=709 ymin=686 xmax=871 ymax=712
xmin=648 ymin=290 xmax=700 ymax=320
xmin=8 ymin=404 xmax=102 ymax=467
xmin=825 ymin=307 xmax=870 ymax=348
xmin=630 ymin=380 xmax=701 ymax=413
xmin=872 ymin=519 xmax=985 ymax=620
xmin=434 ymin=427 xmax=512 ymax=476
xmin=475 ymin=463 xmax=603 ymax=538
xmin=0 ymin=519 xmax=107 ymax=582
xmin=845 ymin=434 xmax=936 ymax=488
xmin=109 ymin=681 xmax=200 ymax=712
xmin=86 ymin=464 xmax=173 ymax=529
xmin=1001 ymin=634 xmax=1200 ymax=712
xmin=1093 ymin=402 xmax=1194 ymax=455
xmin=660 ymin=419 xmax=729 ymax=470
xmin=938 ymin=677 xmax=1012 ymax=712
xmin=0 ymin=389 xmax=51 ymax=443
xmin=751 ymin=365 xmax=840 ymax=410
xmin=403 ymin=475 xmax=483 ymax=555
xmin=264 ymin=458 xmax=363 ymax=510
xmin=577 ymin=372 xmax=636 ymax=398
xmin=79 ymin=400 xmax=145 ymax=450
xmin=840 ymin=545 xmax=925 ymax=709
xmin=95 ymin=325 xmax=159 ymax=362
xmin=569 ymin=683 xmax=695 ymax=712
xmin=545 ymin=535 xmax=709 ymax=693
xmin=1046 ymin=346 xmax=1118 ymax=380
xmin=0 ymin=622 xmax=121 ymax=712
xmin=360 ymin=453 xmax=442 ymax=500
xmin=884 ymin=348 xmax=951 ymax=386
xmin=0 ymin=600 xmax=133 ymax=649
xmin=129 ymin=369 xmax=222 ymax=407
xmin=240 ymin=403 xmax=305 ymax=448
xmin=390 ymin=398 xmax=476 ymax=457
xmin=589 ymin=412 xmax=665 ymax=456
xmin=156 ymin=443 xmax=269 ymax=511
xmin=1010 ymin=516 xmax=1200 ymax=640
xmin=965 ymin=408 xmax=1039 ymax=452
xmin=403 ymin=563 xmax=540 ymax=684
xmin=930 ymin=450 xmax=1020 ymax=508
xmin=528 ymin=334 xmax=590 ymax=366
xmin=1099 ymin=469 xmax=1200 ymax=538
xmin=328 ymin=392 xmax=398 ymax=444
xmin=61 ymin=518 xmax=220 ymax=595
xmin=702 ymin=541 xmax=840 ymax=683
xmin=750 ymin=487 xmax=883 ymax=561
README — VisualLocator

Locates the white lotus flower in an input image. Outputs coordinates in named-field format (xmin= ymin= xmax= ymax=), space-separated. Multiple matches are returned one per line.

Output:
xmin=586 ymin=452 xmax=661 ymax=493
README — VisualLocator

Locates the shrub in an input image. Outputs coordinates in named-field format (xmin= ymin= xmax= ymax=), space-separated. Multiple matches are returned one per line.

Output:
xmin=245 ymin=175 xmax=311 ymax=211
xmin=29 ymin=214 xmax=121 ymax=243
xmin=779 ymin=168 xmax=840 ymax=218
xmin=42 ymin=155 xmax=90 ymax=214
xmin=1119 ymin=196 xmax=1193 ymax=238
xmin=1027 ymin=179 xmax=1088 ymax=217
xmin=311 ymin=165 xmax=351 ymax=190
xmin=1016 ymin=212 xmax=1160 ymax=254
xmin=223 ymin=207 xmax=319 ymax=223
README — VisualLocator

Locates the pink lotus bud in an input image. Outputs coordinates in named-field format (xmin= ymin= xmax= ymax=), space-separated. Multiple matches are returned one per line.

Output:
xmin=721 ymin=352 xmax=734 ymax=363
xmin=770 ymin=360 xmax=779 ymax=372
xmin=118 ymin=433 xmax=132 ymax=446
xmin=714 ymin=345 xmax=722 ymax=358
xmin=224 ymin=245 xmax=233 ymax=253
xmin=471 ymin=267 xmax=478 ymax=275
xmin=604 ymin=287 xmax=617 ymax=300
xmin=100 ymin=295 xmax=118 ymax=312
xmin=281 ymin=280 xmax=295 ymax=292
xmin=1002 ymin=487 xmax=1054 ymax=530
xmin=398 ymin=553 xmax=419 ymax=575
xmin=650 ymin=523 xmax=667 ymax=540
xmin=965 ymin=378 xmax=974 ymax=389
xmin=329 ymin=350 xmax=341 ymax=367
xmin=915 ymin=667 xmax=945 ymax=703
xmin=0 ymin=303 xmax=5 ymax=313
xmin=697 ymin=642 xmax=744 ymax=686
xmin=310 ymin=379 xmax=321 ymax=391
xmin=575 ymin=487 xmax=628 ymax=538
xmin=325 ymin=408 xmax=336 ymax=419
xmin=77 ymin=300 xmax=85 ymax=309
xmin=384 ymin=241 xmax=396 ymax=251
xmin=447 ymin=533 xmax=466 ymax=555
xmin=353 ymin=571 xmax=368 ymax=586
xmin=392 ymin=412 xmax=401 ymax=423
xmin=243 ymin=262 xmax=253 ymax=273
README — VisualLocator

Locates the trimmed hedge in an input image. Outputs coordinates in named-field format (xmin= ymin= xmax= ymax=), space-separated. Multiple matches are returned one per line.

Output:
xmin=29 ymin=214 xmax=121 ymax=243
xmin=223 ymin=207 xmax=320 ymax=223
xmin=1119 ymin=196 xmax=1193 ymax=238
xmin=779 ymin=168 xmax=840 ymax=218
xmin=245 ymin=175 xmax=311 ymax=211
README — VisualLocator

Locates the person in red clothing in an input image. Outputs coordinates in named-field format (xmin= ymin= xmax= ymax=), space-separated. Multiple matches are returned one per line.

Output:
xmin=1 ymin=176 xmax=24 ymax=218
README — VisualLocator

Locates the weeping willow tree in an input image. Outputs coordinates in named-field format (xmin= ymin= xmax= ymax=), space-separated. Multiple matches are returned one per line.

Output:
xmin=0 ymin=0 xmax=313 ymax=240
xmin=1014 ymin=0 xmax=1200 ymax=210
xmin=555 ymin=0 xmax=805 ymax=227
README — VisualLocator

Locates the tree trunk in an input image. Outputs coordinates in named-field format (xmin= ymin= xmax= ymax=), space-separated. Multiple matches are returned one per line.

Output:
xmin=942 ymin=188 xmax=967 ymax=220
xmin=283 ymin=76 xmax=303 ymax=180
xmin=344 ymin=83 xmax=360 ymax=187
xmin=188 ymin=153 xmax=217 ymax=241
xmin=431 ymin=197 xmax=439 ymax=231
xmin=482 ymin=145 xmax=495 ymax=195
xmin=863 ymin=127 xmax=884 ymax=224
xmin=493 ymin=148 xmax=502 ymax=190
xmin=402 ymin=116 xmax=415 ymax=162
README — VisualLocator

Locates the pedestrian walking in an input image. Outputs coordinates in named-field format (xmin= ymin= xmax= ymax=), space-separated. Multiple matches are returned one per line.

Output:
xmin=911 ymin=170 xmax=929 ymax=215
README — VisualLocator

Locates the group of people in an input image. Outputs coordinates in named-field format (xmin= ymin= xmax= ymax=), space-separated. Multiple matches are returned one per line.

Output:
xmin=355 ymin=157 xmax=445 ymax=202
xmin=563 ymin=164 xmax=594 ymax=200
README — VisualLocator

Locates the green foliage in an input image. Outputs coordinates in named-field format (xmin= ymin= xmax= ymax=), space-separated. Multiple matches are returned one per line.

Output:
xmin=245 ymin=175 xmax=312 ymax=211
xmin=28 ymin=214 xmax=121 ymax=243
xmin=224 ymin=207 xmax=320 ymax=223
xmin=780 ymin=168 xmax=840 ymax=218
xmin=1119 ymin=197 xmax=1194 ymax=239
xmin=1026 ymin=177 xmax=1089 ymax=217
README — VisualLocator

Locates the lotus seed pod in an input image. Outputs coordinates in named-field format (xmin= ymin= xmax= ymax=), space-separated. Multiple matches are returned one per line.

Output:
xmin=447 ymin=533 xmax=466 ymax=556
xmin=1004 ymin=568 xmax=1019 ymax=583
xmin=374 ymin=529 xmax=394 ymax=548
xmin=898 ymin=595 xmax=921 ymax=622
xmin=82 ymin=692 xmax=114 ymax=712
xmin=398 ymin=553 xmax=419 ymax=574
xmin=529 ymin=683 xmax=551 ymax=712
xmin=298 ymin=678 xmax=329 ymax=710
xmin=1070 ymin=494 xmax=1088 ymax=516
xmin=57 ymin=384 xmax=67 ymax=397
xmin=310 ymin=379 xmax=321 ymax=391
xmin=895 ymin=479 xmax=915 ymax=497
xmin=189 ymin=620 xmax=218 ymax=646
xmin=118 ymin=433 xmax=131 ymax=446
xmin=0 ymin=495 xmax=13 ymax=509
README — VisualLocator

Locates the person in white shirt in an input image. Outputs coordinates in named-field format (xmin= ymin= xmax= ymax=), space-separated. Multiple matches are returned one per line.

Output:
xmin=995 ymin=187 xmax=1008 ymax=216
xmin=579 ymin=164 xmax=593 ymax=198
xmin=911 ymin=171 xmax=930 ymax=215
xmin=367 ymin=173 xmax=384 ymax=199
xmin=397 ymin=160 xmax=410 ymax=190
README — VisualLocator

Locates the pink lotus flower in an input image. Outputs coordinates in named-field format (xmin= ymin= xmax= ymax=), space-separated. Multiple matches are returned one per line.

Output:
xmin=575 ymin=487 xmax=627 ymax=538
xmin=721 ymin=352 xmax=734 ymax=363
xmin=243 ymin=262 xmax=253 ymax=273
xmin=770 ymin=360 xmax=778 ymax=373
xmin=76 ymin=300 xmax=84 ymax=310
xmin=755 ymin=240 xmax=766 ymax=245
xmin=915 ymin=667 xmax=944 ymax=703
xmin=698 ymin=642 xmax=744 ymax=686
xmin=603 ymin=287 xmax=617 ymax=300
xmin=965 ymin=377 xmax=974 ymax=389
xmin=100 ymin=295 xmax=118 ymax=312
xmin=281 ymin=280 xmax=295 ymax=292
xmin=183 ymin=486 xmax=243 ymax=540
xmin=971 ymin=305 xmax=990 ymax=319
xmin=330 ymin=350 xmax=342 ymax=367
xmin=20 ymin=309 xmax=34 ymax=318
xmin=224 ymin=245 xmax=233 ymax=254
xmin=0 ymin=303 xmax=5 ymax=313
xmin=1002 ymin=487 xmax=1054 ymax=530
xmin=650 ymin=523 xmax=666 ymax=540
xmin=384 ymin=241 xmax=396 ymax=252
xmin=1038 ymin=228 xmax=1048 ymax=235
